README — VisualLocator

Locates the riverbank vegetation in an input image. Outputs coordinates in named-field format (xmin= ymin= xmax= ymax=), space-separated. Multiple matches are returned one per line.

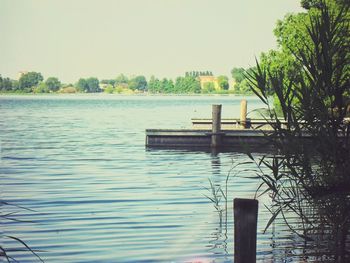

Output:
xmin=18 ymin=64 xmax=271 ymax=97
xmin=0 ymin=70 xmax=252 ymax=95
xmin=245 ymin=0 xmax=350 ymax=261
xmin=230 ymin=67 xmax=257 ymax=94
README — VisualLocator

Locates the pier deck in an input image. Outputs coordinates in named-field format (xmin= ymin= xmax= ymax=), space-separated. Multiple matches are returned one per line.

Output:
xmin=191 ymin=118 xmax=287 ymax=130
xmin=145 ymin=129 xmax=270 ymax=149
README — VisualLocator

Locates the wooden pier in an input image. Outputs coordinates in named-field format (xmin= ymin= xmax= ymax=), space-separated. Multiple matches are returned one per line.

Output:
xmin=145 ymin=101 xmax=313 ymax=150
xmin=191 ymin=118 xmax=287 ymax=130
xmin=145 ymin=128 xmax=269 ymax=149
xmin=145 ymin=101 xmax=275 ymax=150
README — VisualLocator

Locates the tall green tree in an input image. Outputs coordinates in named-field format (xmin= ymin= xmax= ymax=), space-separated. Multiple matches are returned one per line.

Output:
xmin=76 ymin=78 xmax=88 ymax=92
xmin=33 ymin=82 xmax=49 ymax=93
xmin=0 ymin=75 xmax=13 ymax=91
xmin=258 ymin=0 xmax=349 ymax=109
xmin=101 ymin=79 xmax=116 ymax=87
xmin=246 ymin=1 xmax=350 ymax=259
xmin=86 ymin=77 xmax=100 ymax=92
xmin=148 ymin=76 xmax=161 ymax=93
xmin=217 ymin=75 xmax=229 ymax=90
xmin=45 ymin=77 xmax=61 ymax=92
xmin=231 ymin=67 xmax=256 ymax=94
xmin=115 ymin=74 xmax=129 ymax=86
xmin=231 ymin=67 xmax=245 ymax=83
xmin=174 ymin=76 xmax=201 ymax=93
xmin=161 ymin=78 xmax=174 ymax=93
xmin=76 ymin=77 xmax=101 ymax=92
xmin=202 ymin=82 xmax=215 ymax=93
xmin=128 ymin=75 xmax=147 ymax=91
xmin=19 ymin=72 xmax=43 ymax=92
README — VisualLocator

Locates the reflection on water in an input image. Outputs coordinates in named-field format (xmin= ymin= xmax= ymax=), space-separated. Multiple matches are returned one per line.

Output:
xmin=1 ymin=95 xmax=347 ymax=262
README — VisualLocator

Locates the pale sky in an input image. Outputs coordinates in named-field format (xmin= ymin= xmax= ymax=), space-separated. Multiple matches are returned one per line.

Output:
xmin=0 ymin=0 xmax=303 ymax=83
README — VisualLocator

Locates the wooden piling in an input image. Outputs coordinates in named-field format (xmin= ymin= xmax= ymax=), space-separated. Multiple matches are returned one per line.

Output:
xmin=234 ymin=198 xmax=258 ymax=263
xmin=211 ymin=104 xmax=222 ymax=148
xmin=240 ymin=99 xmax=247 ymax=128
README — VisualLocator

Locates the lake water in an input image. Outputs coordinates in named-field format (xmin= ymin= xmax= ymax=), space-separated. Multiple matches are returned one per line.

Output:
xmin=1 ymin=95 xmax=306 ymax=262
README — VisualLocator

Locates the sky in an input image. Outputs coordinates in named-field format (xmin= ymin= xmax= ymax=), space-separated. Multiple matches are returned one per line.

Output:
xmin=0 ymin=0 xmax=304 ymax=83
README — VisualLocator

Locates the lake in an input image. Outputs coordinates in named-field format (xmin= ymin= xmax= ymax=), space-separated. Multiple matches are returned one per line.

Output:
xmin=1 ymin=94 xmax=306 ymax=262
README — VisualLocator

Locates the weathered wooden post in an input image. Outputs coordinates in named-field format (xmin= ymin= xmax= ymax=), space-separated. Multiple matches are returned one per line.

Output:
xmin=211 ymin=104 xmax=222 ymax=148
xmin=234 ymin=198 xmax=258 ymax=263
xmin=240 ymin=99 xmax=247 ymax=128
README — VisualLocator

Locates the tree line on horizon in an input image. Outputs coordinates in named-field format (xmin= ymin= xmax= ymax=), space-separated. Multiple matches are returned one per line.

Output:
xmin=0 ymin=70 xmax=248 ymax=94
xmin=0 ymin=64 xmax=303 ymax=96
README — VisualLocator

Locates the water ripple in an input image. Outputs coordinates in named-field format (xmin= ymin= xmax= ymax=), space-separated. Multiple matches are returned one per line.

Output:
xmin=1 ymin=95 xmax=306 ymax=262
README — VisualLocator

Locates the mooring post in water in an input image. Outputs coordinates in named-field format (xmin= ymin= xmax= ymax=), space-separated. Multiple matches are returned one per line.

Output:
xmin=234 ymin=198 xmax=258 ymax=263
xmin=240 ymin=99 xmax=247 ymax=128
xmin=211 ymin=104 xmax=222 ymax=148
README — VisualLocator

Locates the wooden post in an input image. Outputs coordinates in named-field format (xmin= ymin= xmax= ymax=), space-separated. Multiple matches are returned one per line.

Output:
xmin=234 ymin=198 xmax=258 ymax=263
xmin=240 ymin=99 xmax=247 ymax=128
xmin=211 ymin=104 xmax=222 ymax=148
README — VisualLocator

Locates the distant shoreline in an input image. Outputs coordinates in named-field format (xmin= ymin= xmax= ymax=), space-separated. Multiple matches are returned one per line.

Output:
xmin=0 ymin=92 xmax=255 ymax=97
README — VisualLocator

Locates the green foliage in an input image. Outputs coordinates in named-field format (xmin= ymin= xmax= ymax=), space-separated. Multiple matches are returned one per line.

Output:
xmin=86 ymin=77 xmax=100 ymax=92
xmin=217 ymin=75 xmax=229 ymax=90
xmin=231 ymin=67 xmax=256 ymax=94
xmin=115 ymin=85 xmax=125 ymax=94
xmin=76 ymin=77 xmax=101 ymax=93
xmin=45 ymin=77 xmax=61 ymax=92
xmin=104 ymin=85 xmax=115 ymax=94
xmin=33 ymin=82 xmax=49 ymax=93
xmin=258 ymin=0 xmax=350 ymax=110
xmin=115 ymin=74 xmax=128 ymax=86
xmin=174 ymin=76 xmax=201 ymax=94
xmin=148 ymin=76 xmax=161 ymax=93
xmin=274 ymin=12 xmax=310 ymax=54
xmin=234 ymin=79 xmax=252 ymax=94
xmin=11 ymin=80 xmax=20 ymax=91
xmin=19 ymin=72 xmax=43 ymax=92
xmin=202 ymin=82 xmax=216 ymax=93
xmin=161 ymin=78 xmax=175 ymax=93
xmin=1 ymin=71 xmax=235 ymax=94
xmin=263 ymin=13 xmax=309 ymax=99
xmin=0 ymin=75 xmax=13 ymax=91
xmin=148 ymin=75 xmax=200 ymax=94
xmin=247 ymin=0 xmax=350 ymax=250
xmin=76 ymin=78 xmax=88 ymax=92
xmin=128 ymin=75 xmax=147 ymax=91
xmin=231 ymin=67 xmax=245 ymax=83
xmin=254 ymin=12 xmax=311 ymax=108
xmin=101 ymin=79 xmax=116 ymax=87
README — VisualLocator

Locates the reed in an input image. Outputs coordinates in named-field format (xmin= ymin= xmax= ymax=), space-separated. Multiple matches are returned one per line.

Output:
xmin=245 ymin=1 xmax=350 ymax=261
xmin=0 ymin=201 xmax=44 ymax=262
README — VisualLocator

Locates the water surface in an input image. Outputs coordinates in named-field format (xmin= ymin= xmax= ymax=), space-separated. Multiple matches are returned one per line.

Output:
xmin=1 ymin=95 xmax=304 ymax=262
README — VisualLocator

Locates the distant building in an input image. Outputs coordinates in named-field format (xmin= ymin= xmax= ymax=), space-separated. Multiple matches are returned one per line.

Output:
xmin=17 ymin=71 xmax=28 ymax=80
xmin=198 ymin=75 xmax=220 ymax=90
